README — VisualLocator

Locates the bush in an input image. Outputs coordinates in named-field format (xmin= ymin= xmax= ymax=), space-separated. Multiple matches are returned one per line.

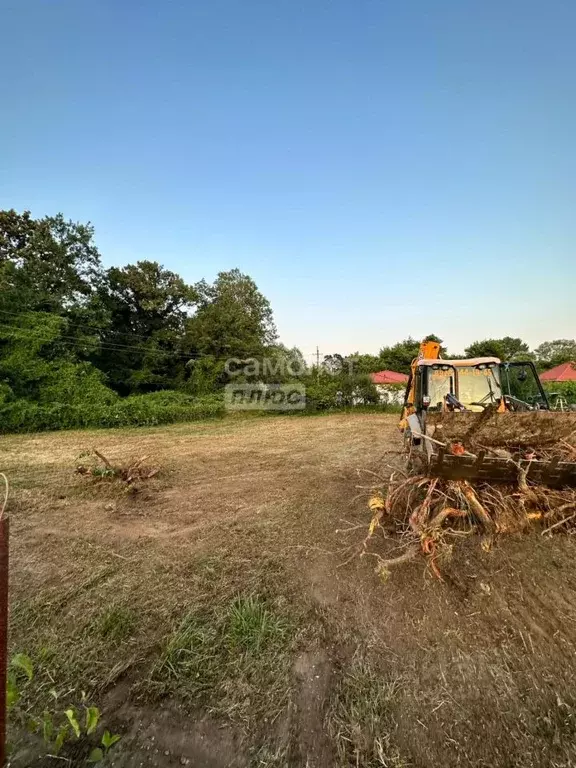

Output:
xmin=0 ymin=392 xmax=225 ymax=433
xmin=304 ymin=373 xmax=381 ymax=411
xmin=543 ymin=381 xmax=576 ymax=406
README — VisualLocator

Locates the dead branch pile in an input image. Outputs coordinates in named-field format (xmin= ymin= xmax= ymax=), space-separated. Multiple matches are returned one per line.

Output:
xmin=76 ymin=450 xmax=159 ymax=487
xmin=364 ymin=435 xmax=576 ymax=581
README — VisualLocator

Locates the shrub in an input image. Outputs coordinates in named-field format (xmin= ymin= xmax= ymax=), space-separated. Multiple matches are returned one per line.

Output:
xmin=0 ymin=392 xmax=225 ymax=433
xmin=304 ymin=373 xmax=381 ymax=411
xmin=543 ymin=381 xmax=576 ymax=406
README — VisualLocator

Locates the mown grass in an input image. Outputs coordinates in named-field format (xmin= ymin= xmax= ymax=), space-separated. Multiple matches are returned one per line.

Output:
xmin=327 ymin=653 xmax=408 ymax=768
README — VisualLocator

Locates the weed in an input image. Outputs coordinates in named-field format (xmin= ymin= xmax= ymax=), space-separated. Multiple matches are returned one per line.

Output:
xmin=7 ymin=653 xmax=121 ymax=763
xmin=156 ymin=611 xmax=220 ymax=695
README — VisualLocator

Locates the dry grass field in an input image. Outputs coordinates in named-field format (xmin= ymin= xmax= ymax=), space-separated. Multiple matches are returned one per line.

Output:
xmin=4 ymin=412 xmax=576 ymax=767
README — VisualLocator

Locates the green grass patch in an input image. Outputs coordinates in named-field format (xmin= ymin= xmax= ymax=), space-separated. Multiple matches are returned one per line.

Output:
xmin=96 ymin=607 xmax=138 ymax=643
xmin=149 ymin=594 xmax=294 ymax=727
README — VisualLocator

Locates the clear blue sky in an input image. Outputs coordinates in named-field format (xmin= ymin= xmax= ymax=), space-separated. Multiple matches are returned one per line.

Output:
xmin=1 ymin=0 xmax=575 ymax=360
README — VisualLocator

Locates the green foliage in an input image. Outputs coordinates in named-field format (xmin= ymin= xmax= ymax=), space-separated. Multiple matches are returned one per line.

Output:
xmin=150 ymin=595 xmax=292 ymax=727
xmin=184 ymin=356 xmax=227 ymax=395
xmin=101 ymin=730 xmax=121 ymax=750
xmin=0 ymin=209 xmax=101 ymax=313
xmin=187 ymin=269 xmax=277 ymax=358
xmin=227 ymin=595 xmax=289 ymax=653
xmin=85 ymin=707 xmax=100 ymax=735
xmin=534 ymin=339 xmax=576 ymax=370
xmin=543 ymin=381 xmax=576 ymax=405
xmin=94 ymin=260 xmax=197 ymax=395
xmin=463 ymin=336 xmax=530 ymax=361
xmin=11 ymin=653 xmax=34 ymax=681
xmin=7 ymin=652 xmax=120 ymax=762
xmin=0 ymin=392 xmax=224 ymax=433
xmin=97 ymin=607 xmax=137 ymax=643
xmin=346 ymin=352 xmax=383 ymax=374
xmin=305 ymin=372 xmax=380 ymax=411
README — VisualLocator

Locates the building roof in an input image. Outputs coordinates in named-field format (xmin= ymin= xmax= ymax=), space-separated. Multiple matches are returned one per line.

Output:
xmin=370 ymin=370 xmax=409 ymax=385
xmin=539 ymin=362 xmax=576 ymax=382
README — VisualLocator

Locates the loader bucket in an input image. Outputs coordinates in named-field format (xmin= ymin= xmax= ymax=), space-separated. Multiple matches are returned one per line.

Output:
xmin=424 ymin=410 xmax=576 ymax=488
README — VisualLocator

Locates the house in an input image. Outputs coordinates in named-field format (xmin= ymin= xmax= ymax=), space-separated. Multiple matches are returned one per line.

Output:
xmin=370 ymin=370 xmax=409 ymax=405
xmin=539 ymin=362 xmax=576 ymax=382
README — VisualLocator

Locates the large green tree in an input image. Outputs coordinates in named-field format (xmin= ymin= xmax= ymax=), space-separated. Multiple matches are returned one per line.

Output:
xmin=95 ymin=261 xmax=197 ymax=394
xmin=463 ymin=337 xmax=530 ymax=361
xmin=0 ymin=209 xmax=101 ymax=313
xmin=534 ymin=339 xmax=576 ymax=369
xmin=186 ymin=269 xmax=277 ymax=358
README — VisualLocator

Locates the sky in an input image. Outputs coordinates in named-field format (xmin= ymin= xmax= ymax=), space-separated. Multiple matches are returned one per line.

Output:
xmin=1 ymin=0 xmax=575 ymax=362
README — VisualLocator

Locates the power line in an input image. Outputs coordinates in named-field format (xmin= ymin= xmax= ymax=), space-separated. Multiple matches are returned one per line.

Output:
xmin=0 ymin=308 xmax=181 ymax=345
xmin=0 ymin=310 xmax=322 ymax=359
xmin=0 ymin=323 xmax=205 ymax=362
xmin=0 ymin=322 xmax=320 ymax=365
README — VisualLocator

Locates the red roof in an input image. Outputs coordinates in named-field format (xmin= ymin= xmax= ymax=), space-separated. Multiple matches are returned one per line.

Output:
xmin=370 ymin=370 xmax=409 ymax=385
xmin=540 ymin=362 xmax=576 ymax=382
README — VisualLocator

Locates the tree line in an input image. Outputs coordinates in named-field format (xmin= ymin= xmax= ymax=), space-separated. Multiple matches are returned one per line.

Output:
xmin=1 ymin=209 xmax=574 ymax=431
xmin=330 ymin=336 xmax=576 ymax=377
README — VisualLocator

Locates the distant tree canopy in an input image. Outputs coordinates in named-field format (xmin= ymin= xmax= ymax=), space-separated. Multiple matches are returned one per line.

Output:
xmin=534 ymin=339 xmax=576 ymax=370
xmin=463 ymin=337 xmax=530 ymax=362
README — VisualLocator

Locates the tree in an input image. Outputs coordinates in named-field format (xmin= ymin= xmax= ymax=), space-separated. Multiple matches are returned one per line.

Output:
xmin=0 ymin=311 xmax=114 ymax=406
xmin=322 ymin=354 xmax=345 ymax=374
xmin=0 ymin=209 xmax=101 ymax=313
xmin=186 ymin=269 xmax=277 ymax=359
xmin=464 ymin=337 xmax=530 ymax=361
xmin=378 ymin=335 xmax=444 ymax=375
xmin=95 ymin=261 xmax=197 ymax=394
xmin=534 ymin=339 xmax=576 ymax=370
xmin=346 ymin=353 xmax=382 ymax=375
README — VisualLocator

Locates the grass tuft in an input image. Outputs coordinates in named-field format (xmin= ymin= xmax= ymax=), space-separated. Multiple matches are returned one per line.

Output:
xmin=97 ymin=607 xmax=137 ymax=643
xmin=149 ymin=595 xmax=294 ymax=728
xmin=226 ymin=595 xmax=289 ymax=654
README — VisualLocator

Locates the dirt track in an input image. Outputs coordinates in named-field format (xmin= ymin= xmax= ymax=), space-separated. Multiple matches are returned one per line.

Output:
xmin=5 ymin=413 xmax=576 ymax=767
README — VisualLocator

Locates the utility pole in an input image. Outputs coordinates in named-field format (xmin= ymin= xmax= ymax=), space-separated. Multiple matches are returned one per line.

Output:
xmin=316 ymin=346 xmax=320 ymax=381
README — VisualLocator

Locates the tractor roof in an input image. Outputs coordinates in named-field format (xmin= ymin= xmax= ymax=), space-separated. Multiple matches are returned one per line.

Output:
xmin=416 ymin=357 xmax=501 ymax=367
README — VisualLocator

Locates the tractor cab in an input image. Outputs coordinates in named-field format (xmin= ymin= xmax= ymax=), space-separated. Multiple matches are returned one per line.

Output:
xmin=410 ymin=358 xmax=548 ymax=414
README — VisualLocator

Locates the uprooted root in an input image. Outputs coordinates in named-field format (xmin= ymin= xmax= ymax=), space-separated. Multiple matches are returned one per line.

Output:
xmin=76 ymin=450 xmax=160 ymax=488
xmin=364 ymin=474 xmax=576 ymax=581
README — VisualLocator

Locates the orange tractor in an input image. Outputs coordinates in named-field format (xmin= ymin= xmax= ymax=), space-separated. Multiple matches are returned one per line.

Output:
xmin=399 ymin=340 xmax=576 ymax=488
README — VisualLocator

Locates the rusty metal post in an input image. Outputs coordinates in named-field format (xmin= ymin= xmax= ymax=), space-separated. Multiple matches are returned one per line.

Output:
xmin=0 ymin=515 xmax=9 ymax=767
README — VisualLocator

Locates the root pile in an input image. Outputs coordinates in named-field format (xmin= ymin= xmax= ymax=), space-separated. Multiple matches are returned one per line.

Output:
xmin=364 ymin=437 xmax=576 ymax=581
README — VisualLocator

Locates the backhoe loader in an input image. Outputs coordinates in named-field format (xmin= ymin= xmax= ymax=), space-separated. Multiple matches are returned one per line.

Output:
xmin=399 ymin=341 xmax=576 ymax=488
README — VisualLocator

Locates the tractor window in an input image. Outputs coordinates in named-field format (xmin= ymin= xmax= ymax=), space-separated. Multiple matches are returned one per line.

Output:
xmin=456 ymin=365 xmax=502 ymax=408
xmin=500 ymin=363 xmax=547 ymax=408
xmin=427 ymin=367 xmax=453 ymax=408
